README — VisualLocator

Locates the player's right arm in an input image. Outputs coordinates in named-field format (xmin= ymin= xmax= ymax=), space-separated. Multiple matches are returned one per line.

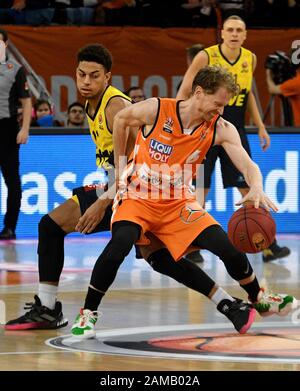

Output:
xmin=75 ymin=96 xmax=133 ymax=234
xmin=215 ymin=117 xmax=277 ymax=211
xmin=113 ymin=97 xmax=158 ymax=157
xmin=176 ymin=51 xmax=208 ymax=100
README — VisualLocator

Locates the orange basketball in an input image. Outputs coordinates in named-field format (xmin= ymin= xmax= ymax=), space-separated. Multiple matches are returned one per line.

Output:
xmin=227 ymin=205 xmax=276 ymax=253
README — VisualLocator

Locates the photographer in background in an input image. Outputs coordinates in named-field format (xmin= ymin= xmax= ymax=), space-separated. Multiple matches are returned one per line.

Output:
xmin=266 ymin=48 xmax=300 ymax=127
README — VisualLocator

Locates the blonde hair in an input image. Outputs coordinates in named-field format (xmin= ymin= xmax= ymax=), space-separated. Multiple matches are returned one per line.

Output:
xmin=192 ymin=65 xmax=238 ymax=97
xmin=223 ymin=15 xmax=246 ymax=28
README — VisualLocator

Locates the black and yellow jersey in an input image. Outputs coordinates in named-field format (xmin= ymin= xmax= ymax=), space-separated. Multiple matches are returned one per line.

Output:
xmin=85 ymin=85 xmax=131 ymax=169
xmin=205 ymin=44 xmax=253 ymax=129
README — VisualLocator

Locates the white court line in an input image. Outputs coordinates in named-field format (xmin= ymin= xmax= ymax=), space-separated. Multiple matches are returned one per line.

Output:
xmin=45 ymin=321 xmax=300 ymax=364
xmin=0 ymin=350 xmax=72 ymax=355
xmin=0 ymin=237 xmax=111 ymax=245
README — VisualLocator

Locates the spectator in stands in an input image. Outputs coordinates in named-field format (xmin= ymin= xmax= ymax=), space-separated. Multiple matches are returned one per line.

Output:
xmin=181 ymin=0 xmax=218 ymax=27
xmin=286 ymin=0 xmax=300 ymax=27
xmin=266 ymin=48 xmax=300 ymax=127
xmin=66 ymin=101 xmax=86 ymax=127
xmin=0 ymin=2 xmax=10 ymax=24
xmin=31 ymin=99 xmax=62 ymax=127
xmin=22 ymin=1 xmax=54 ymax=25
xmin=0 ymin=28 xmax=32 ymax=240
xmin=256 ymin=0 xmax=300 ymax=28
xmin=0 ymin=1 xmax=25 ymax=24
xmin=102 ymin=0 xmax=138 ymax=26
xmin=53 ymin=1 xmax=97 ymax=25
xmin=217 ymin=0 xmax=254 ymax=21
xmin=125 ymin=86 xmax=145 ymax=103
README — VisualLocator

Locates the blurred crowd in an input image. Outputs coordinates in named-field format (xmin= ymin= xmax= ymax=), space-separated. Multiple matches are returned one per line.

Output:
xmin=0 ymin=0 xmax=299 ymax=27
xmin=19 ymin=90 xmax=147 ymax=128
xmin=16 ymin=99 xmax=87 ymax=129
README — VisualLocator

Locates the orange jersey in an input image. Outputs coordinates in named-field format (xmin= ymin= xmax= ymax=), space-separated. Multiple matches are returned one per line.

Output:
xmin=122 ymin=98 xmax=219 ymax=202
xmin=112 ymin=98 xmax=220 ymax=260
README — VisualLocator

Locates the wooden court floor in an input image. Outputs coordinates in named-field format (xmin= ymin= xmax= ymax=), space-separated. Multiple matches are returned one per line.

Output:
xmin=1 ymin=235 xmax=300 ymax=371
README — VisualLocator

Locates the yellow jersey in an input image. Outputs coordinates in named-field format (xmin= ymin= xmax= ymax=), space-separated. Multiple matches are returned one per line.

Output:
xmin=205 ymin=44 xmax=253 ymax=129
xmin=86 ymin=85 xmax=131 ymax=169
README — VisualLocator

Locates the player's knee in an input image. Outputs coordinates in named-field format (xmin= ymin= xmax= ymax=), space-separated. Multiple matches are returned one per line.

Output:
xmin=221 ymin=251 xmax=253 ymax=280
xmin=114 ymin=236 xmax=133 ymax=257
xmin=147 ymin=248 xmax=182 ymax=279
xmin=111 ymin=224 xmax=140 ymax=258
xmin=39 ymin=214 xmax=54 ymax=233
xmin=147 ymin=249 xmax=164 ymax=270
xmin=212 ymin=227 xmax=240 ymax=259
xmin=38 ymin=214 xmax=66 ymax=255
xmin=147 ymin=250 xmax=162 ymax=272
xmin=139 ymin=244 xmax=163 ymax=261
xmin=220 ymin=241 xmax=241 ymax=260
xmin=38 ymin=214 xmax=66 ymax=237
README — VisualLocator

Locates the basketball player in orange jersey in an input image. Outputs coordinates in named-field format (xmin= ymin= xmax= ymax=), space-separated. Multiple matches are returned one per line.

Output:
xmin=6 ymin=44 xmax=261 ymax=333
xmin=71 ymin=66 xmax=296 ymax=338
xmin=177 ymin=15 xmax=290 ymax=263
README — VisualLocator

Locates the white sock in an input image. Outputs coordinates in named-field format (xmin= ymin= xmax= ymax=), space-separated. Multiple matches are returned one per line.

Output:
xmin=38 ymin=283 xmax=58 ymax=310
xmin=211 ymin=287 xmax=234 ymax=306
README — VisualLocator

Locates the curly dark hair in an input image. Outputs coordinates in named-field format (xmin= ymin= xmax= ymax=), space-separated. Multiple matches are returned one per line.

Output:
xmin=77 ymin=44 xmax=112 ymax=72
